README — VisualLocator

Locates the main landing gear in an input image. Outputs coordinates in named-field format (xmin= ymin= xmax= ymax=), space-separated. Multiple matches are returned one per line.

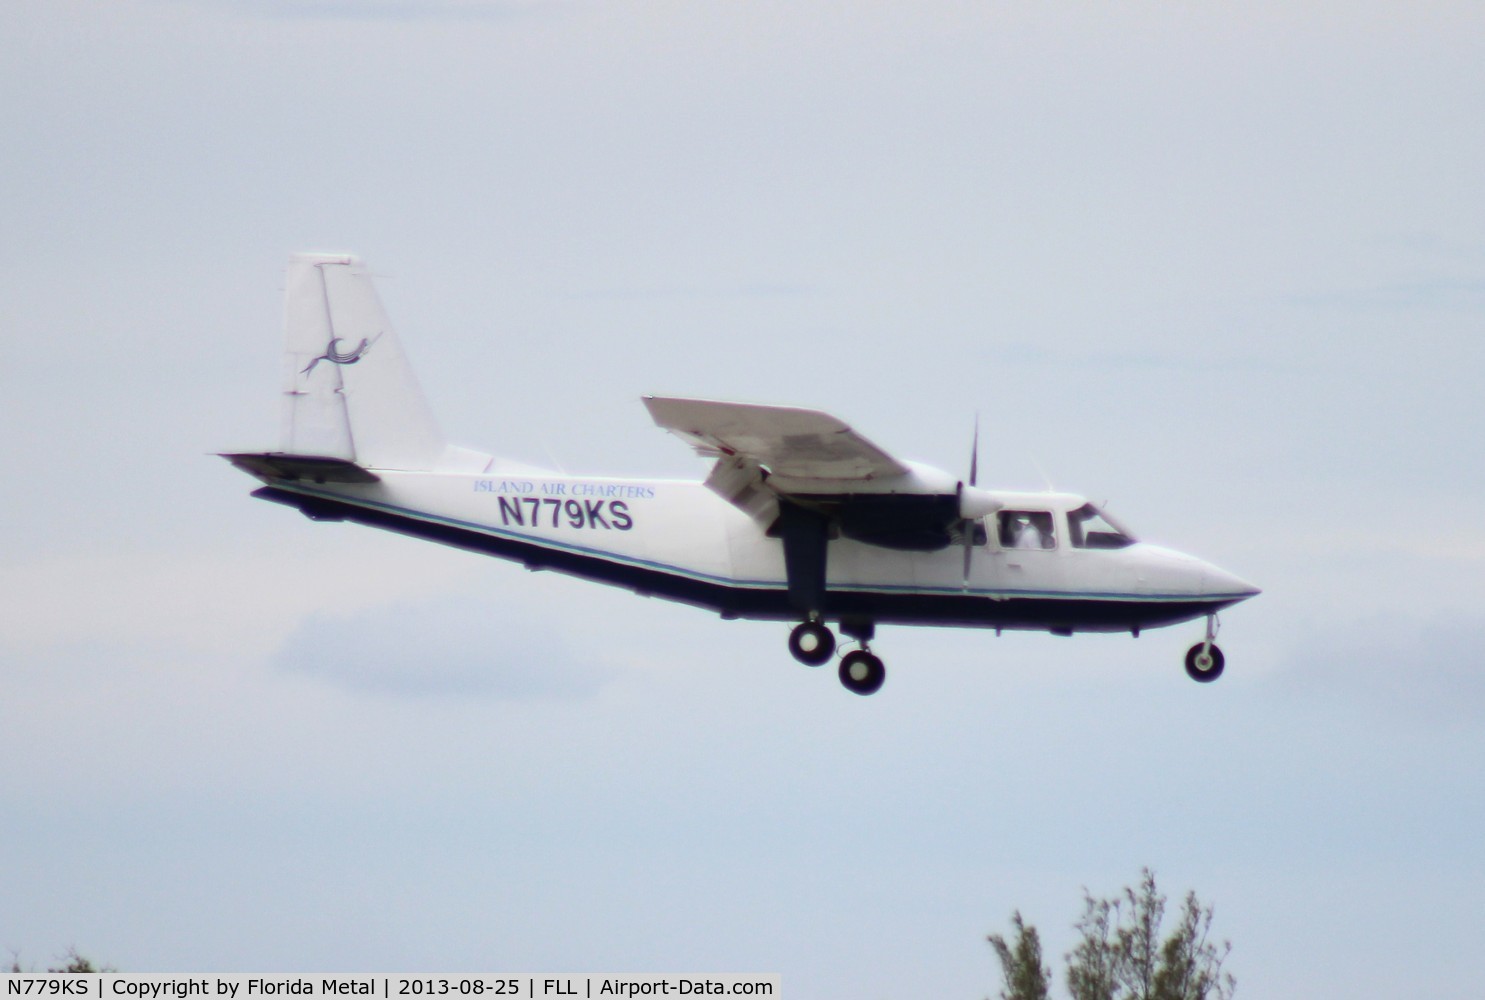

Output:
xmin=788 ymin=618 xmax=885 ymax=695
xmin=787 ymin=619 xmax=835 ymax=666
xmin=1184 ymin=614 xmax=1225 ymax=683
xmin=838 ymin=649 xmax=886 ymax=696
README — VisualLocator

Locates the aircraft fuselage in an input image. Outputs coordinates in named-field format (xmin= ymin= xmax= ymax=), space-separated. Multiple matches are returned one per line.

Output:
xmin=252 ymin=470 xmax=1253 ymax=636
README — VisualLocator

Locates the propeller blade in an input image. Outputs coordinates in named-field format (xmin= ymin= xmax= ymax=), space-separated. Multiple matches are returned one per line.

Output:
xmin=962 ymin=413 xmax=981 ymax=589
xmin=969 ymin=413 xmax=980 ymax=487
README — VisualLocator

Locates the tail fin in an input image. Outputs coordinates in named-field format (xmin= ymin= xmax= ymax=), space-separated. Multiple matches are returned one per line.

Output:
xmin=280 ymin=253 xmax=446 ymax=471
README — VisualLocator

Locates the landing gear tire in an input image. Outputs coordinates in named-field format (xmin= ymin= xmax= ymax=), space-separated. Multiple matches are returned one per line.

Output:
xmin=789 ymin=621 xmax=836 ymax=666
xmin=1185 ymin=643 xmax=1225 ymax=683
xmin=839 ymin=650 xmax=886 ymax=696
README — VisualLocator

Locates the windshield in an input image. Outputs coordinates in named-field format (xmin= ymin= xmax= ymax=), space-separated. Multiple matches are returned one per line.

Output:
xmin=1067 ymin=503 xmax=1136 ymax=549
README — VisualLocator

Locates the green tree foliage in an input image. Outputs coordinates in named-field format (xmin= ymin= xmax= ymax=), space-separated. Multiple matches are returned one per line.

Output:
xmin=48 ymin=949 xmax=102 ymax=973
xmin=987 ymin=911 xmax=1052 ymax=1000
xmin=6 ymin=948 xmax=112 ymax=973
xmin=1149 ymin=888 xmax=1234 ymax=1000
xmin=991 ymin=870 xmax=1235 ymax=1000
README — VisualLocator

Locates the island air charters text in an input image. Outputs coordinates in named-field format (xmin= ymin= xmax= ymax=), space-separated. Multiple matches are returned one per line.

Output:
xmin=1 ymin=977 xmax=776 ymax=1000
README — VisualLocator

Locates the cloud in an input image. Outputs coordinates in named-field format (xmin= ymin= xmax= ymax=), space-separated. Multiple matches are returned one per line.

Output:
xmin=229 ymin=0 xmax=563 ymax=21
xmin=1282 ymin=279 xmax=1485 ymax=312
xmin=272 ymin=593 xmax=616 ymax=700
xmin=0 ymin=542 xmax=476 ymax=661
xmin=988 ymin=342 xmax=1289 ymax=374
xmin=1270 ymin=616 xmax=1485 ymax=725
xmin=559 ymin=282 xmax=819 ymax=302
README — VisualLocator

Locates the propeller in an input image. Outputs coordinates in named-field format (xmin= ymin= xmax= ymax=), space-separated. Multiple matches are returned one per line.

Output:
xmin=959 ymin=415 xmax=982 ymax=588
xmin=969 ymin=415 xmax=979 ymax=488
xmin=956 ymin=415 xmax=1004 ymax=588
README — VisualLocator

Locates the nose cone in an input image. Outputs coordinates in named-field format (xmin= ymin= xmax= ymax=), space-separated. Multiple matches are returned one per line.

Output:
xmin=1133 ymin=545 xmax=1259 ymax=604
xmin=1201 ymin=562 xmax=1261 ymax=603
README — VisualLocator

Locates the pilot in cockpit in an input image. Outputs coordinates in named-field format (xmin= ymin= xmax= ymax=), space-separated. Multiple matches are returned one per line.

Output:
xmin=1013 ymin=515 xmax=1044 ymax=549
xmin=998 ymin=510 xmax=1054 ymax=550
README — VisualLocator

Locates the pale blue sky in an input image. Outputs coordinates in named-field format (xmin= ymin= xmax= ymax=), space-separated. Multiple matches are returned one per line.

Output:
xmin=3 ymin=2 xmax=1483 ymax=997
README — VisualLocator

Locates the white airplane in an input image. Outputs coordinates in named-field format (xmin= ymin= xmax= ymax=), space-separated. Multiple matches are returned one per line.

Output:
xmin=224 ymin=253 xmax=1259 ymax=695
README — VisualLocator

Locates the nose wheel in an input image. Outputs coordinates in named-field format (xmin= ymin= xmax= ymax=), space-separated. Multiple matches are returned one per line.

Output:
xmin=1184 ymin=643 xmax=1225 ymax=682
xmin=1185 ymin=614 xmax=1225 ymax=682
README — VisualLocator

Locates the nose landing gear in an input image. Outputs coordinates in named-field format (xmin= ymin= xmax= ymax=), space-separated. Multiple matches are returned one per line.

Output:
xmin=1185 ymin=614 xmax=1225 ymax=683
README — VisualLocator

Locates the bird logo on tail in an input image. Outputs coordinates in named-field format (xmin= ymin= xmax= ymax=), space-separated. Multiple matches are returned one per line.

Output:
xmin=302 ymin=332 xmax=383 ymax=375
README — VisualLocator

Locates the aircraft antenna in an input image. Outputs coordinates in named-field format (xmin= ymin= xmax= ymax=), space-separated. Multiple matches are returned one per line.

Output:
xmin=1032 ymin=454 xmax=1056 ymax=493
xmin=538 ymin=438 xmax=568 ymax=475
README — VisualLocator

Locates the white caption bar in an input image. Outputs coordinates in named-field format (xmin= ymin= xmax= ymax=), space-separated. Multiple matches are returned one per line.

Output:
xmin=1 ymin=975 xmax=778 ymax=1000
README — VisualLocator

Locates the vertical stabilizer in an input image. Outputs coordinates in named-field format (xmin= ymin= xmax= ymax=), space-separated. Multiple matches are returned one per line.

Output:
xmin=280 ymin=253 xmax=446 ymax=471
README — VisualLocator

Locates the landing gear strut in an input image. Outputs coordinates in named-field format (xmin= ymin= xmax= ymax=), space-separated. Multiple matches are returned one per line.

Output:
xmin=1185 ymin=614 xmax=1225 ymax=683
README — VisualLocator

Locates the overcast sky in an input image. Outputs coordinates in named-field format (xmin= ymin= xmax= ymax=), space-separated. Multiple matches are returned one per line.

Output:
xmin=3 ymin=2 xmax=1483 ymax=997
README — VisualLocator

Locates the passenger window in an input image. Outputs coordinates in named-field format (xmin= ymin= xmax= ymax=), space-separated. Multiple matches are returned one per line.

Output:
xmin=998 ymin=510 xmax=1055 ymax=550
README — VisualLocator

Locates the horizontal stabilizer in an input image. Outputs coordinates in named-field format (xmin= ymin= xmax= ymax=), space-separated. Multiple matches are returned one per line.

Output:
xmin=221 ymin=452 xmax=380 ymax=484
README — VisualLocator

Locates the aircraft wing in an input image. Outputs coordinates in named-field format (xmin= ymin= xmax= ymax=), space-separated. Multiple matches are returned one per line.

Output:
xmin=643 ymin=396 xmax=911 ymax=481
xmin=645 ymin=396 xmax=972 ymax=551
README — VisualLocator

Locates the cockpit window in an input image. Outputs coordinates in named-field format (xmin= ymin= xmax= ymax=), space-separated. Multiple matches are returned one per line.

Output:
xmin=1068 ymin=503 xmax=1135 ymax=549
xmin=998 ymin=510 xmax=1056 ymax=550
